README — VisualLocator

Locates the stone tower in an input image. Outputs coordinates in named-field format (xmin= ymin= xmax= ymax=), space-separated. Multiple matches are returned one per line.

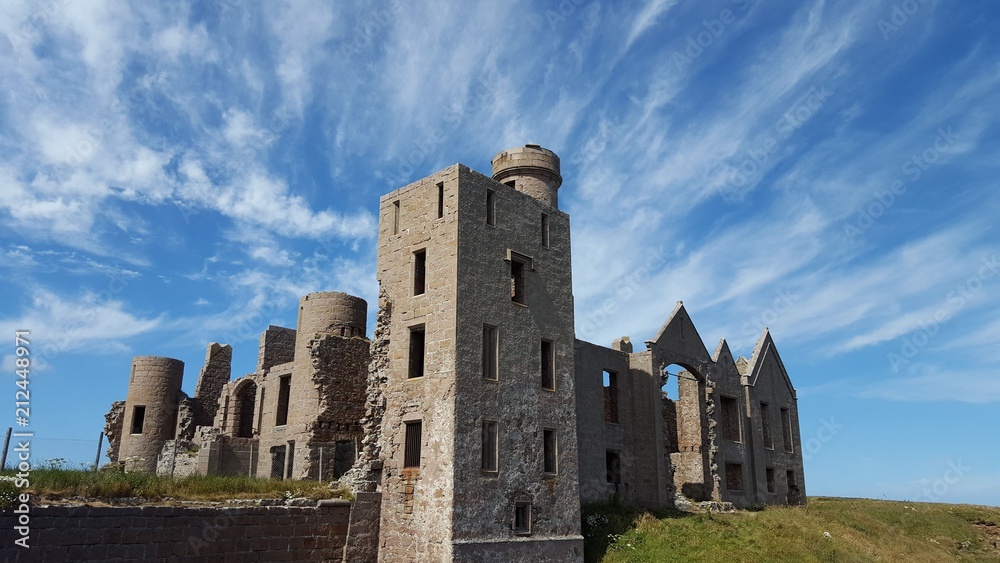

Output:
xmin=118 ymin=356 xmax=184 ymax=472
xmin=375 ymin=145 xmax=583 ymax=561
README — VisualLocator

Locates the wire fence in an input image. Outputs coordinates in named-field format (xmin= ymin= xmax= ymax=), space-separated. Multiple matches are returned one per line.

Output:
xmin=0 ymin=429 xmax=108 ymax=472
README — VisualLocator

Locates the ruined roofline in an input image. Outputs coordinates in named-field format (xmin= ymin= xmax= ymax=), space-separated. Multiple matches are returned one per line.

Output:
xmin=377 ymin=163 xmax=571 ymax=219
xmin=745 ymin=327 xmax=797 ymax=398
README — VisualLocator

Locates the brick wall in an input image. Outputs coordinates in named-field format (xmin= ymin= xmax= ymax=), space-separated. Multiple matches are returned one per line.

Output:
xmin=0 ymin=503 xmax=351 ymax=562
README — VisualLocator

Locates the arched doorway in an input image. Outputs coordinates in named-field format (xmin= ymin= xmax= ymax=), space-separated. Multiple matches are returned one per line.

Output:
xmin=661 ymin=363 xmax=710 ymax=501
xmin=235 ymin=382 xmax=257 ymax=438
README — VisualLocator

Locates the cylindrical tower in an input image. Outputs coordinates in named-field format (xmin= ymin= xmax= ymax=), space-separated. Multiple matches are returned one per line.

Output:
xmin=118 ymin=356 xmax=184 ymax=473
xmin=294 ymin=292 xmax=368 ymax=360
xmin=491 ymin=144 xmax=563 ymax=208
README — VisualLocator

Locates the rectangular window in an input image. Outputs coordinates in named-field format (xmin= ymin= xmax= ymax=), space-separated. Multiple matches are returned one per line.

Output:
xmin=541 ymin=213 xmax=549 ymax=248
xmin=130 ymin=405 xmax=146 ymax=434
xmin=514 ymin=502 xmax=531 ymax=535
xmin=781 ymin=407 xmax=793 ymax=452
xmin=510 ymin=259 xmax=525 ymax=304
xmin=486 ymin=189 xmax=496 ymax=226
xmin=436 ymin=182 xmax=444 ymax=218
xmin=786 ymin=469 xmax=796 ymax=488
xmin=760 ymin=402 xmax=772 ymax=448
xmin=540 ymin=340 xmax=555 ymax=390
xmin=721 ymin=396 xmax=740 ymax=442
xmin=603 ymin=370 xmax=619 ymax=423
xmin=606 ymin=451 xmax=621 ymax=484
xmin=482 ymin=325 xmax=498 ymax=380
xmin=275 ymin=375 xmax=290 ymax=426
xmin=725 ymin=463 xmax=743 ymax=491
xmin=392 ymin=200 xmax=400 ymax=235
xmin=543 ymin=428 xmax=557 ymax=474
xmin=404 ymin=420 xmax=422 ymax=468
xmin=482 ymin=420 xmax=498 ymax=472
xmin=766 ymin=467 xmax=776 ymax=493
xmin=408 ymin=326 xmax=425 ymax=379
xmin=413 ymin=249 xmax=426 ymax=295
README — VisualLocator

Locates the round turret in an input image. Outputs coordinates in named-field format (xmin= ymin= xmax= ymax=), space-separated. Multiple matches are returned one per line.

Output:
xmin=491 ymin=144 xmax=563 ymax=208
xmin=118 ymin=356 xmax=185 ymax=472
xmin=295 ymin=292 xmax=368 ymax=351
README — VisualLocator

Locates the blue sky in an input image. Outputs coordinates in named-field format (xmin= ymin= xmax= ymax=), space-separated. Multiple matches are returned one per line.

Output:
xmin=1 ymin=0 xmax=998 ymax=504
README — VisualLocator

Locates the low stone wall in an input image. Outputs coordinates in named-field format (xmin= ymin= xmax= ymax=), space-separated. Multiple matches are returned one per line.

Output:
xmin=0 ymin=502 xmax=351 ymax=562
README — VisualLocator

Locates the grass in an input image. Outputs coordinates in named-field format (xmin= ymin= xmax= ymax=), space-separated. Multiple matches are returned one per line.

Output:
xmin=583 ymin=497 xmax=1000 ymax=562
xmin=0 ymin=468 xmax=348 ymax=507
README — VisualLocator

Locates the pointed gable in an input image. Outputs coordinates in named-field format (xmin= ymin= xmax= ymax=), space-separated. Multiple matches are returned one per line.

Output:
xmin=645 ymin=301 xmax=713 ymax=374
xmin=746 ymin=328 xmax=796 ymax=398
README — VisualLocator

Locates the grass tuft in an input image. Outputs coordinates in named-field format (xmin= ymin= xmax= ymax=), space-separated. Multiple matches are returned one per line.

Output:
xmin=584 ymin=497 xmax=1000 ymax=562
xmin=0 ymin=469 xmax=348 ymax=506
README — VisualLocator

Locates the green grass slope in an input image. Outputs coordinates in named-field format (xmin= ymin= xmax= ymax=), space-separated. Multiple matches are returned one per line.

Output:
xmin=583 ymin=497 xmax=1000 ymax=562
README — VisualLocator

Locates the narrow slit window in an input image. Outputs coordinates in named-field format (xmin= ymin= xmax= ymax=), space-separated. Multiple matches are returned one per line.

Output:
xmin=486 ymin=189 xmax=496 ymax=226
xmin=760 ymin=402 xmax=772 ymax=448
xmin=482 ymin=420 xmax=498 ymax=472
xmin=541 ymin=213 xmax=549 ymax=248
xmin=603 ymin=370 xmax=618 ymax=423
xmin=781 ymin=407 xmax=793 ymax=452
xmin=408 ymin=326 xmax=426 ymax=379
xmin=726 ymin=463 xmax=743 ymax=491
xmin=514 ymin=502 xmax=531 ymax=535
xmin=482 ymin=324 xmax=498 ymax=380
xmin=275 ymin=375 xmax=290 ymax=426
xmin=257 ymin=388 xmax=266 ymax=432
xmin=766 ymin=467 xmax=776 ymax=493
xmin=413 ymin=249 xmax=426 ymax=295
xmin=504 ymin=180 xmax=516 ymax=189
xmin=404 ymin=420 xmax=422 ymax=468
xmin=540 ymin=340 xmax=554 ymax=390
xmin=392 ymin=200 xmax=400 ymax=235
xmin=606 ymin=451 xmax=621 ymax=484
xmin=510 ymin=259 xmax=525 ymax=304
xmin=436 ymin=182 xmax=444 ymax=218
xmin=543 ymin=428 xmax=557 ymax=474
xmin=130 ymin=405 xmax=146 ymax=434
xmin=721 ymin=396 xmax=740 ymax=442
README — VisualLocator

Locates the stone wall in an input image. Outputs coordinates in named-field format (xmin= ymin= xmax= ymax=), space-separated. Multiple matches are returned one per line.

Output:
xmin=0 ymin=503 xmax=351 ymax=562
xmin=192 ymin=343 xmax=233 ymax=429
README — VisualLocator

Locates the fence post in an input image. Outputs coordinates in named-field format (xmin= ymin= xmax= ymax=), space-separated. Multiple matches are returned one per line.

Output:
xmin=248 ymin=442 xmax=254 ymax=477
xmin=93 ymin=432 xmax=104 ymax=471
xmin=319 ymin=445 xmax=323 ymax=482
xmin=1 ymin=427 xmax=11 ymax=471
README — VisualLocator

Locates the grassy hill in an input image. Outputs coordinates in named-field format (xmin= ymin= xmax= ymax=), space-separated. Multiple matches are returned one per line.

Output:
xmin=583 ymin=497 xmax=1000 ymax=562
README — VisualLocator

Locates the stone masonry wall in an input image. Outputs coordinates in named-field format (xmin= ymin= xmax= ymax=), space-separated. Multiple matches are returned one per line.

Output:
xmin=0 ymin=504 xmax=351 ymax=562
xmin=192 ymin=343 xmax=233 ymax=429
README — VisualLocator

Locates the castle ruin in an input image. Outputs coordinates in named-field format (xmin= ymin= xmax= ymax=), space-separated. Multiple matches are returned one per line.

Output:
xmin=104 ymin=145 xmax=806 ymax=562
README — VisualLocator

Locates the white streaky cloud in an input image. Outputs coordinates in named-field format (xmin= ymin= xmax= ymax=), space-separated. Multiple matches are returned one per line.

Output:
xmin=0 ymin=289 xmax=163 ymax=369
xmin=176 ymin=160 xmax=376 ymax=240
xmin=625 ymin=0 xmax=678 ymax=50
